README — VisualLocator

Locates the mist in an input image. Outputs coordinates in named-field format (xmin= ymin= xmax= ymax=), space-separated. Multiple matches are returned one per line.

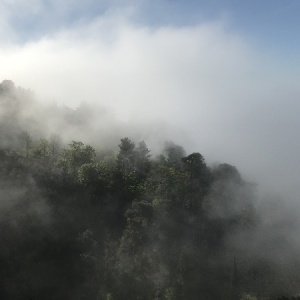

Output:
xmin=1 ymin=78 xmax=300 ymax=299
xmin=1 ymin=10 xmax=299 ymax=198
xmin=1 ymin=1 xmax=300 ymax=299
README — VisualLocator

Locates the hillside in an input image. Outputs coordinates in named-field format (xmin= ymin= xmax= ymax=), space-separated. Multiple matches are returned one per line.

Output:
xmin=0 ymin=81 xmax=299 ymax=300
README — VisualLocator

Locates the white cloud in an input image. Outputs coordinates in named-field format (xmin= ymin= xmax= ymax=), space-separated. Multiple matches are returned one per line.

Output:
xmin=0 ymin=9 xmax=299 ymax=198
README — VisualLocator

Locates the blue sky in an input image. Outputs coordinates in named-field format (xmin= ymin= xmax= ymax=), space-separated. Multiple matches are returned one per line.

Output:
xmin=4 ymin=0 xmax=300 ymax=53
xmin=1 ymin=0 xmax=300 ymax=197
xmin=2 ymin=0 xmax=300 ymax=69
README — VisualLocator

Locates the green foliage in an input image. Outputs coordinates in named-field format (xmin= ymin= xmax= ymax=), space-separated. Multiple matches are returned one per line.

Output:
xmin=135 ymin=141 xmax=151 ymax=176
xmin=105 ymin=293 xmax=114 ymax=300
xmin=241 ymin=295 xmax=257 ymax=300
xmin=155 ymin=165 xmax=190 ymax=207
xmin=0 ymin=133 xmax=294 ymax=300
xmin=78 ymin=163 xmax=100 ymax=185
xmin=204 ymin=163 xmax=255 ymax=227
xmin=58 ymin=140 xmax=96 ymax=178
xmin=49 ymin=134 xmax=62 ymax=156
xmin=0 ymin=80 xmax=298 ymax=299
xmin=19 ymin=131 xmax=32 ymax=157
xmin=163 ymin=141 xmax=186 ymax=169
xmin=78 ymin=161 xmax=116 ymax=193
xmin=182 ymin=152 xmax=209 ymax=182
xmin=164 ymin=287 xmax=176 ymax=300
xmin=29 ymin=138 xmax=50 ymax=158
xmin=117 ymin=137 xmax=135 ymax=174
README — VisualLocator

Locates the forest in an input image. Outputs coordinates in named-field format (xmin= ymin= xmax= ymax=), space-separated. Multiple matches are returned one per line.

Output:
xmin=0 ymin=79 xmax=299 ymax=300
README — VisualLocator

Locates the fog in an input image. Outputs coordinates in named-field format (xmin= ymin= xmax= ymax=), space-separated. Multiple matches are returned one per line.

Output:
xmin=0 ymin=3 xmax=300 ymax=297
xmin=1 ymin=11 xmax=299 ymax=199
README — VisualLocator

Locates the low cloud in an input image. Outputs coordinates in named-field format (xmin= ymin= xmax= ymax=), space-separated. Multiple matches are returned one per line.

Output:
xmin=0 ymin=6 xmax=299 ymax=200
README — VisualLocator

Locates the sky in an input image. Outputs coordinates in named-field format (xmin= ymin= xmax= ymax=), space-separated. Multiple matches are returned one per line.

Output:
xmin=0 ymin=0 xmax=300 ymax=199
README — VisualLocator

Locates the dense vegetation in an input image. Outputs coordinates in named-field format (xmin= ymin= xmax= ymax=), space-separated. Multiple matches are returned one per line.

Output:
xmin=0 ymin=80 xmax=299 ymax=300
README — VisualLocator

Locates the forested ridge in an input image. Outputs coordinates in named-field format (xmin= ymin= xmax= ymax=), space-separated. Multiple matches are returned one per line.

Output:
xmin=0 ymin=80 xmax=299 ymax=300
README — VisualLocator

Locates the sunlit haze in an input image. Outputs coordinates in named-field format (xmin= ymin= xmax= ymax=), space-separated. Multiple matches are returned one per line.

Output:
xmin=1 ymin=0 xmax=300 ymax=197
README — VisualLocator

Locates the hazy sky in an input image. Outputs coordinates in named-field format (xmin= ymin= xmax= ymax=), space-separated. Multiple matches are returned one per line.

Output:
xmin=1 ymin=0 xmax=300 ymax=198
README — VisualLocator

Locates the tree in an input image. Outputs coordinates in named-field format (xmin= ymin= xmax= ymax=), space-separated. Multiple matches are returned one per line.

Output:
xmin=78 ymin=160 xmax=115 ymax=203
xmin=182 ymin=153 xmax=206 ymax=178
xmin=163 ymin=141 xmax=186 ymax=169
xmin=204 ymin=163 xmax=254 ymax=223
xmin=116 ymin=200 xmax=155 ymax=299
xmin=30 ymin=138 xmax=50 ymax=159
xmin=117 ymin=137 xmax=135 ymax=174
xmin=58 ymin=141 xmax=96 ymax=179
xmin=212 ymin=163 xmax=242 ymax=183
xmin=19 ymin=131 xmax=32 ymax=158
xmin=49 ymin=134 xmax=62 ymax=157
xmin=0 ymin=80 xmax=15 ymax=95
xmin=182 ymin=152 xmax=211 ymax=208
xmin=134 ymin=141 xmax=151 ymax=176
